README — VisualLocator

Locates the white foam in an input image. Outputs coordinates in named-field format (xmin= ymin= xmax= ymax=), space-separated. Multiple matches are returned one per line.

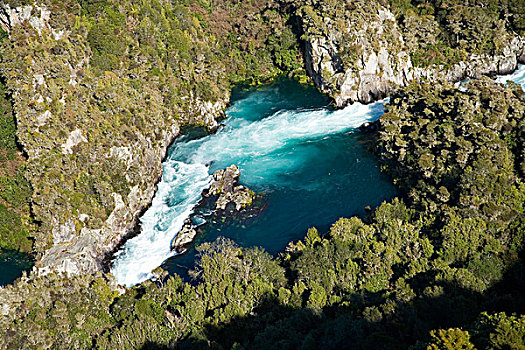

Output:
xmin=111 ymin=97 xmax=388 ymax=287
xmin=111 ymin=161 xmax=211 ymax=287
xmin=496 ymin=64 xmax=525 ymax=89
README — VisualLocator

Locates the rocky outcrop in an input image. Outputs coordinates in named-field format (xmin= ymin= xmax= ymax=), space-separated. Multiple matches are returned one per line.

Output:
xmin=206 ymin=165 xmax=255 ymax=211
xmin=0 ymin=4 xmax=49 ymax=33
xmin=302 ymin=5 xmax=413 ymax=106
xmin=413 ymin=36 xmax=525 ymax=82
xmin=170 ymin=219 xmax=197 ymax=253
xmin=0 ymin=4 xmax=67 ymax=39
xmin=299 ymin=3 xmax=525 ymax=107
xmin=35 ymin=123 xmax=180 ymax=275
xmin=169 ymin=165 xmax=256 ymax=253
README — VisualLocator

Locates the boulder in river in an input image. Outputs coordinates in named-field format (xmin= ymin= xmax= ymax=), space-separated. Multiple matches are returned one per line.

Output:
xmin=171 ymin=219 xmax=197 ymax=252
xmin=171 ymin=165 xmax=257 ymax=252
xmin=206 ymin=165 xmax=255 ymax=211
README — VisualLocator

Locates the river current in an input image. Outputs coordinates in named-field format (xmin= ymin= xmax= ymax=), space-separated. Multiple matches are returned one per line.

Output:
xmin=111 ymin=65 xmax=525 ymax=287
xmin=111 ymin=78 xmax=395 ymax=286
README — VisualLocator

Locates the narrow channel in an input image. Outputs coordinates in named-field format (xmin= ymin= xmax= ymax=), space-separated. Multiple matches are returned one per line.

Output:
xmin=113 ymin=65 xmax=525 ymax=287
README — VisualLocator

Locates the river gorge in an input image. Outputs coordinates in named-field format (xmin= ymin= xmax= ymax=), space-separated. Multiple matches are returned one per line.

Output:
xmin=111 ymin=65 xmax=525 ymax=287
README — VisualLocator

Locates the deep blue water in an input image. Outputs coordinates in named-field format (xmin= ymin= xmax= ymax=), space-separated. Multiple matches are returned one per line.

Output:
xmin=112 ymin=78 xmax=396 ymax=286
xmin=165 ymin=130 xmax=395 ymax=279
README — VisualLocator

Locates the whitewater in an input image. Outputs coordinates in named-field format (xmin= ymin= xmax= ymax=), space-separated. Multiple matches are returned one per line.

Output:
xmin=112 ymin=64 xmax=525 ymax=287
xmin=496 ymin=63 xmax=525 ymax=88
xmin=112 ymin=87 xmax=387 ymax=286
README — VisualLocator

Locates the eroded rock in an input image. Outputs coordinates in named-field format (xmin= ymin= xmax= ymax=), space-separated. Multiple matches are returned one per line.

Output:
xmin=299 ymin=3 xmax=525 ymax=107
xmin=170 ymin=165 xmax=257 ymax=252
xmin=206 ymin=165 xmax=255 ymax=211
xmin=170 ymin=219 xmax=197 ymax=252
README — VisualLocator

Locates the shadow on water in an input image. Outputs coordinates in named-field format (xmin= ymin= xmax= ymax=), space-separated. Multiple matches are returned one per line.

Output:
xmin=139 ymin=251 xmax=525 ymax=350
xmin=0 ymin=249 xmax=33 ymax=286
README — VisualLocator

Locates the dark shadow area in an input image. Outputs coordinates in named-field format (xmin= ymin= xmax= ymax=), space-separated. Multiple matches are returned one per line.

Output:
xmin=138 ymin=252 xmax=525 ymax=350
xmin=0 ymin=249 xmax=34 ymax=286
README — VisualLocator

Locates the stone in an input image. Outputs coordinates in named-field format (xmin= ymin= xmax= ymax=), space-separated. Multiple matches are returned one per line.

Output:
xmin=208 ymin=164 xmax=240 ymax=196
xmin=206 ymin=165 xmax=255 ymax=211
xmin=171 ymin=219 xmax=197 ymax=252
xmin=61 ymin=129 xmax=88 ymax=155
xmin=304 ymin=5 xmax=412 ymax=107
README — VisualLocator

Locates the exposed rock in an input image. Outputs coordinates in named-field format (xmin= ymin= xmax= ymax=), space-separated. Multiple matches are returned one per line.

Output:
xmin=413 ymin=36 xmax=525 ymax=82
xmin=170 ymin=219 xmax=197 ymax=253
xmin=170 ymin=165 xmax=258 ymax=253
xmin=208 ymin=164 xmax=240 ymax=196
xmin=206 ymin=165 xmax=255 ymax=211
xmin=184 ymin=96 xmax=228 ymax=132
xmin=303 ymin=5 xmax=413 ymax=106
xmin=52 ymin=219 xmax=76 ymax=244
xmin=0 ymin=4 xmax=55 ymax=36
xmin=109 ymin=146 xmax=134 ymax=170
xmin=216 ymin=185 xmax=255 ymax=211
xmin=61 ymin=129 xmax=88 ymax=155
xmin=299 ymin=3 xmax=525 ymax=107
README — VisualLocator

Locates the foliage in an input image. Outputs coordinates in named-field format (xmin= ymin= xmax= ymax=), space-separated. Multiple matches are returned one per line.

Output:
xmin=390 ymin=0 xmax=520 ymax=67
xmin=0 ymin=80 xmax=33 ymax=251
xmin=0 ymin=1 xmax=524 ymax=349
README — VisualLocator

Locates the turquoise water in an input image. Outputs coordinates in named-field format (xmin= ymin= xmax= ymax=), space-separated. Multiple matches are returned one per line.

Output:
xmin=165 ymin=130 xmax=395 ymax=280
xmin=112 ymin=64 xmax=525 ymax=287
xmin=496 ymin=63 xmax=525 ymax=88
xmin=112 ymin=78 xmax=396 ymax=286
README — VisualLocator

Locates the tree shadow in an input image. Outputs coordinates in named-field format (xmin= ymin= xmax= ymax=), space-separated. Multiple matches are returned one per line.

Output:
xmin=138 ymin=252 xmax=524 ymax=350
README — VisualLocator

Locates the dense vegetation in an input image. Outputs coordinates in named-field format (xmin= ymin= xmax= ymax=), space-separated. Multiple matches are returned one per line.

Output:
xmin=0 ymin=78 xmax=33 ymax=252
xmin=0 ymin=0 xmax=524 ymax=349
xmin=2 ymin=78 xmax=524 ymax=349
xmin=390 ymin=0 xmax=525 ymax=67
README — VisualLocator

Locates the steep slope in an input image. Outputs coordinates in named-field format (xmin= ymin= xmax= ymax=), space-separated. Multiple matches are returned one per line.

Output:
xmin=286 ymin=0 xmax=525 ymax=106
xmin=0 ymin=0 xmax=302 ymax=275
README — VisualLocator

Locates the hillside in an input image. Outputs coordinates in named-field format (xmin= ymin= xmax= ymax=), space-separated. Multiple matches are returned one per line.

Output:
xmin=0 ymin=1 xmax=524 ymax=349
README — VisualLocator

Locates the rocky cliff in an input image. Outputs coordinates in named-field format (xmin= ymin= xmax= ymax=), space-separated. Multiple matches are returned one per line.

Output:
xmin=0 ymin=3 xmax=227 ymax=275
xmin=291 ymin=0 xmax=525 ymax=106
xmin=300 ymin=3 xmax=413 ymax=106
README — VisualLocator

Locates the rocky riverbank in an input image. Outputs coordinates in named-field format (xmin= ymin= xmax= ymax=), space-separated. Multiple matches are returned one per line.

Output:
xmin=0 ymin=2 xmax=229 ymax=276
xmin=1 ymin=0 xmax=524 ymax=281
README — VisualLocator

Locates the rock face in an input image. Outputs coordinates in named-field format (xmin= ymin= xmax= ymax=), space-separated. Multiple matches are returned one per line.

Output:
xmin=298 ymin=3 xmax=525 ymax=107
xmin=206 ymin=165 xmax=255 ymax=211
xmin=302 ymin=5 xmax=413 ymax=106
xmin=413 ymin=36 xmax=525 ymax=82
xmin=170 ymin=219 xmax=198 ymax=253
xmin=0 ymin=4 xmax=50 ymax=34
xmin=0 ymin=3 xmax=227 ymax=276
